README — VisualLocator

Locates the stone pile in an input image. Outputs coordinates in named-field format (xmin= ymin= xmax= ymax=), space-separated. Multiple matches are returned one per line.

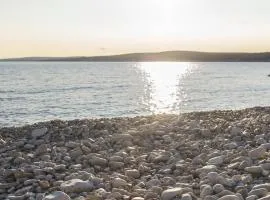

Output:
xmin=1 ymin=107 xmax=270 ymax=199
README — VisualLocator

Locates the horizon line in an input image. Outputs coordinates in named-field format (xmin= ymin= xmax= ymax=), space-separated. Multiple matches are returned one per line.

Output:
xmin=2 ymin=50 xmax=270 ymax=60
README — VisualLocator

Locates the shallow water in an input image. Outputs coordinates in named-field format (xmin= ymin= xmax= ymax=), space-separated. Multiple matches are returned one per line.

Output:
xmin=1 ymin=62 xmax=270 ymax=126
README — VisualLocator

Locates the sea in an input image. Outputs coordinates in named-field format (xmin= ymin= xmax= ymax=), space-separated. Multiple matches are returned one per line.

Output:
xmin=1 ymin=62 xmax=270 ymax=127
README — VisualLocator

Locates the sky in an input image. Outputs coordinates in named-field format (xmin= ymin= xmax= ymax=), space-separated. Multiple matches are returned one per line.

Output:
xmin=1 ymin=0 xmax=270 ymax=58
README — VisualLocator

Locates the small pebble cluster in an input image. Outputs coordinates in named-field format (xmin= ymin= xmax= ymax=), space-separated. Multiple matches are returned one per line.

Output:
xmin=1 ymin=107 xmax=270 ymax=200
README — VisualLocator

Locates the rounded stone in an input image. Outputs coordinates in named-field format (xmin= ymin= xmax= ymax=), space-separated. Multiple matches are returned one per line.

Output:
xmin=213 ymin=184 xmax=225 ymax=194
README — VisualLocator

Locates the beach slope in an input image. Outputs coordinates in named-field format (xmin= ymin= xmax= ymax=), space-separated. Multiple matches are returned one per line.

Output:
xmin=1 ymin=107 xmax=270 ymax=199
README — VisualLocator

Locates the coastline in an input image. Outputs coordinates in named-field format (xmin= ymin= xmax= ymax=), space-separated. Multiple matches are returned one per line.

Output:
xmin=1 ymin=51 xmax=270 ymax=62
xmin=1 ymin=106 xmax=270 ymax=199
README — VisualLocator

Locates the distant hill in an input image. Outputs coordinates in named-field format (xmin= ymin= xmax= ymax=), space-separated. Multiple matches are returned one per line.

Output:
xmin=1 ymin=51 xmax=270 ymax=62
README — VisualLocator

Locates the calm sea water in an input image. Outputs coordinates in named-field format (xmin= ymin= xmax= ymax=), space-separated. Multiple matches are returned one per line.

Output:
xmin=1 ymin=62 xmax=270 ymax=127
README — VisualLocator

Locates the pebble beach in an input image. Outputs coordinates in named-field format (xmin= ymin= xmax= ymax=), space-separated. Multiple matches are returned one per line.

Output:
xmin=1 ymin=107 xmax=270 ymax=200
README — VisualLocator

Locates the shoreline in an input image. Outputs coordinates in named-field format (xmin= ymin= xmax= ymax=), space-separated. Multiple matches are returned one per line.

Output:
xmin=1 ymin=106 xmax=270 ymax=129
xmin=1 ymin=106 xmax=270 ymax=199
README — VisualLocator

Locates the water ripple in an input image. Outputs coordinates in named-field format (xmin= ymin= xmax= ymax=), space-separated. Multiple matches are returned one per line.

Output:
xmin=1 ymin=61 xmax=270 ymax=126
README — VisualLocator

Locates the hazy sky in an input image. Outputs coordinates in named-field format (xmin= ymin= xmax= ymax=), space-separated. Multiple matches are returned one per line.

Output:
xmin=1 ymin=0 xmax=270 ymax=58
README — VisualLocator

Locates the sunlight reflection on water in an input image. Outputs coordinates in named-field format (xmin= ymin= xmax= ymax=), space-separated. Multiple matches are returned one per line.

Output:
xmin=136 ymin=62 xmax=195 ymax=113
xmin=2 ymin=62 xmax=270 ymax=127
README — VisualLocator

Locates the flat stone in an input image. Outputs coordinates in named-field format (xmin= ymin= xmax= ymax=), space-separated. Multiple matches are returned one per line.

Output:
xmin=196 ymin=165 xmax=217 ymax=174
xmin=32 ymin=127 xmax=48 ymax=139
xmin=245 ymin=166 xmax=263 ymax=174
xmin=7 ymin=194 xmax=28 ymax=200
xmin=24 ymin=144 xmax=35 ymax=149
xmin=125 ymin=169 xmax=140 ymax=179
xmin=224 ymin=142 xmax=238 ymax=150
xmin=60 ymin=179 xmax=94 ymax=193
xmin=161 ymin=187 xmax=184 ymax=200
xmin=90 ymin=156 xmax=107 ymax=166
xmin=218 ymin=195 xmax=240 ymax=200
xmin=42 ymin=191 xmax=71 ymax=200
xmin=109 ymin=161 xmax=124 ymax=169
xmin=0 ymin=182 xmax=17 ymax=189
xmin=148 ymin=151 xmax=171 ymax=163
xmin=208 ymin=156 xmax=225 ymax=166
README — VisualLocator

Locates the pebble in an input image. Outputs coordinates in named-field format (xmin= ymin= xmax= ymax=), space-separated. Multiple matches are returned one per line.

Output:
xmin=1 ymin=108 xmax=270 ymax=199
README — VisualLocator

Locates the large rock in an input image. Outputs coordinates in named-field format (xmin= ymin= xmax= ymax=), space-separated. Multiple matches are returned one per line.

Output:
xmin=32 ymin=127 xmax=48 ymax=139
xmin=42 ymin=191 xmax=71 ymax=200
xmin=60 ymin=179 xmax=94 ymax=193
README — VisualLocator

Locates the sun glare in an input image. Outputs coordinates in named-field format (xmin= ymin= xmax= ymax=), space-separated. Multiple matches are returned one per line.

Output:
xmin=137 ymin=62 xmax=193 ymax=113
